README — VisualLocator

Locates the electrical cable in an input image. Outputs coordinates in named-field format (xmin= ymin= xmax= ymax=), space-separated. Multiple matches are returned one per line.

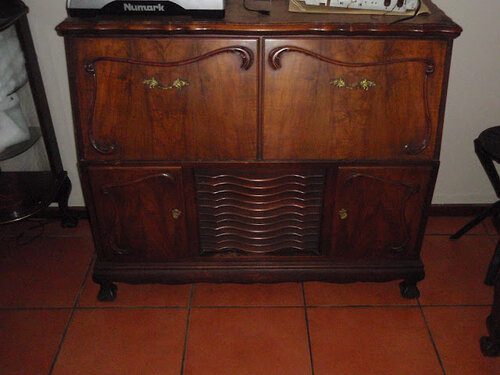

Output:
xmin=243 ymin=0 xmax=270 ymax=15
xmin=391 ymin=0 xmax=421 ymax=24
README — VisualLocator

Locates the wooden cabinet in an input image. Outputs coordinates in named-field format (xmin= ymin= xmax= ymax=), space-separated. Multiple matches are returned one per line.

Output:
xmin=58 ymin=0 xmax=461 ymax=301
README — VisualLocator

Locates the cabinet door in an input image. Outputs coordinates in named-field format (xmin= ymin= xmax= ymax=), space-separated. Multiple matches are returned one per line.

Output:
xmin=70 ymin=38 xmax=258 ymax=161
xmin=263 ymin=38 xmax=447 ymax=160
xmin=330 ymin=166 xmax=433 ymax=261
xmin=87 ymin=166 xmax=188 ymax=262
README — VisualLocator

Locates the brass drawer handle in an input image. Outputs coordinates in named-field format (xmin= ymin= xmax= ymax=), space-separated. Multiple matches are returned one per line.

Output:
xmin=338 ymin=208 xmax=348 ymax=220
xmin=143 ymin=77 xmax=190 ymax=91
xmin=172 ymin=209 xmax=182 ymax=220
xmin=330 ymin=78 xmax=376 ymax=91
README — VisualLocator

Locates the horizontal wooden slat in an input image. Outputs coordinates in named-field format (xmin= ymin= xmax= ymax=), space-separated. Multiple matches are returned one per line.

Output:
xmin=195 ymin=170 xmax=325 ymax=256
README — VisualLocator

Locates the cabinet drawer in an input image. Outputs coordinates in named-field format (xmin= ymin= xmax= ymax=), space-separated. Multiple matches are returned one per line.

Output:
xmin=86 ymin=166 xmax=188 ymax=262
xmin=70 ymin=38 xmax=258 ymax=161
xmin=263 ymin=38 xmax=447 ymax=160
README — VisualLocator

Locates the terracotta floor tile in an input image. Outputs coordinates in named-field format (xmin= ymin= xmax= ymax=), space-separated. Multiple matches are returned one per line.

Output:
xmin=0 ymin=237 xmax=94 ymax=307
xmin=42 ymin=218 xmax=92 ymax=237
xmin=485 ymin=216 xmax=500 ymax=236
xmin=192 ymin=282 xmax=303 ymax=306
xmin=0 ymin=309 xmax=70 ymax=375
xmin=0 ymin=218 xmax=92 ymax=238
xmin=184 ymin=308 xmax=311 ymax=375
xmin=304 ymin=281 xmax=417 ymax=306
xmin=419 ymin=236 xmax=494 ymax=305
xmin=423 ymin=306 xmax=500 ymax=374
xmin=425 ymin=216 xmax=487 ymax=235
xmin=308 ymin=307 xmax=442 ymax=375
xmin=78 ymin=273 xmax=192 ymax=307
xmin=52 ymin=309 xmax=187 ymax=375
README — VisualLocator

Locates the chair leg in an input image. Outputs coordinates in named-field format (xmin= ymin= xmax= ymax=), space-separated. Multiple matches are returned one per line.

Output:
xmin=475 ymin=138 xmax=500 ymax=198
xmin=485 ymin=239 xmax=500 ymax=286
xmin=450 ymin=200 xmax=500 ymax=240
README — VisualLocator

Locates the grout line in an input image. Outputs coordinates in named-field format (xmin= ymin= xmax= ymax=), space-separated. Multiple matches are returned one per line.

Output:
xmin=302 ymin=282 xmax=315 ymax=375
xmin=306 ymin=304 xmax=420 ymax=309
xmin=0 ymin=306 xmax=74 ymax=311
xmin=7 ymin=303 xmax=490 ymax=311
xmin=180 ymin=284 xmax=194 ymax=375
xmin=47 ymin=252 xmax=95 ymax=375
xmin=481 ymin=220 xmax=491 ymax=236
xmin=486 ymin=234 xmax=499 ymax=246
xmin=2 ymin=302 xmax=491 ymax=311
xmin=75 ymin=305 xmax=189 ymax=310
xmin=73 ymin=253 xmax=97 ymax=308
xmin=418 ymin=299 xmax=447 ymax=375
xmin=425 ymin=233 xmax=493 ymax=237
xmin=190 ymin=305 xmax=305 ymax=309
xmin=419 ymin=303 xmax=493 ymax=308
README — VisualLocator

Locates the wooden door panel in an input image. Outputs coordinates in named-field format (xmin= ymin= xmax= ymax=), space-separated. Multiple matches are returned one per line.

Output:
xmin=88 ymin=166 xmax=188 ymax=262
xmin=331 ymin=166 xmax=433 ymax=261
xmin=71 ymin=38 xmax=258 ymax=160
xmin=263 ymin=38 xmax=447 ymax=160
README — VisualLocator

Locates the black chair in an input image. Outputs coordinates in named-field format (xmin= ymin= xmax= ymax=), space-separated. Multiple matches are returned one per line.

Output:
xmin=450 ymin=126 xmax=500 ymax=286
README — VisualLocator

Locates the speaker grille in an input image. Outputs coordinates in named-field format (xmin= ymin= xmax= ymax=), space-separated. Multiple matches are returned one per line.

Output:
xmin=195 ymin=170 xmax=325 ymax=256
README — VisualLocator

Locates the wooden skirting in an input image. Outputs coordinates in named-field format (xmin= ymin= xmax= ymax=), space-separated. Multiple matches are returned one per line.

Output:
xmin=428 ymin=204 xmax=492 ymax=216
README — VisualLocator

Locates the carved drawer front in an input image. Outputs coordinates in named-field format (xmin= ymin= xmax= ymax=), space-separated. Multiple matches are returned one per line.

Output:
xmin=330 ymin=166 xmax=433 ymax=261
xmin=72 ymin=38 xmax=258 ymax=161
xmin=263 ymin=38 xmax=447 ymax=160
xmin=195 ymin=167 xmax=326 ymax=257
xmin=87 ymin=166 xmax=188 ymax=262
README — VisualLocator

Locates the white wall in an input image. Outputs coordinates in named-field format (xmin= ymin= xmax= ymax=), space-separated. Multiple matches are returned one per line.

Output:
xmin=22 ymin=0 xmax=500 ymax=206
xmin=432 ymin=0 xmax=500 ymax=204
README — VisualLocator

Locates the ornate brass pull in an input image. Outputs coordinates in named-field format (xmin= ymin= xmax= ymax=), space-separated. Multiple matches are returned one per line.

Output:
xmin=143 ymin=77 xmax=190 ymax=91
xmin=338 ymin=208 xmax=348 ymax=220
xmin=330 ymin=78 xmax=376 ymax=91
xmin=172 ymin=209 xmax=182 ymax=220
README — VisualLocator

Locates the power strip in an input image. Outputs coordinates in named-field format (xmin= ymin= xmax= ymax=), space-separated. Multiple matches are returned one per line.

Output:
xmin=302 ymin=0 xmax=419 ymax=13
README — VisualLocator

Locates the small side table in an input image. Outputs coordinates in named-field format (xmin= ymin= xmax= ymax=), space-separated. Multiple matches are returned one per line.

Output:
xmin=0 ymin=0 xmax=77 ymax=227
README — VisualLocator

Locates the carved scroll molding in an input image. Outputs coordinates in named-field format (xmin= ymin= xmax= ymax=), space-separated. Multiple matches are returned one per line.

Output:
xmin=269 ymin=46 xmax=436 ymax=155
xmin=101 ymin=173 xmax=174 ymax=255
xmin=343 ymin=173 xmax=420 ymax=254
xmin=84 ymin=46 xmax=254 ymax=154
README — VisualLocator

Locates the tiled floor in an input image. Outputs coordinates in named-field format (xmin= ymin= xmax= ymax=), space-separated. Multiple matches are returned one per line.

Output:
xmin=0 ymin=216 xmax=499 ymax=374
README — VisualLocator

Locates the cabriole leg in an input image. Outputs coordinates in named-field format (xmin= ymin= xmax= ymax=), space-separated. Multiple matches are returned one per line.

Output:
xmin=399 ymin=280 xmax=420 ymax=299
xmin=96 ymin=281 xmax=118 ymax=302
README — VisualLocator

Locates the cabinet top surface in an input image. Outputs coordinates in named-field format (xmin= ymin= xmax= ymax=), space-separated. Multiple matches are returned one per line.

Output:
xmin=57 ymin=0 xmax=461 ymax=38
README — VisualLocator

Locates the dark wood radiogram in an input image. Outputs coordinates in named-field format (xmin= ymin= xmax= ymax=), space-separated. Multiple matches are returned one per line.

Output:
xmin=57 ymin=0 xmax=461 ymax=301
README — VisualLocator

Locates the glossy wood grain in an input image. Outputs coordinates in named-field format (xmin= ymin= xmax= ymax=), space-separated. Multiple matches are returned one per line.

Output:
xmin=70 ymin=38 xmax=258 ymax=160
xmin=331 ymin=166 xmax=433 ymax=261
xmin=56 ymin=0 xmax=461 ymax=38
xmin=263 ymin=38 xmax=447 ymax=160
xmin=87 ymin=166 xmax=188 ymax=262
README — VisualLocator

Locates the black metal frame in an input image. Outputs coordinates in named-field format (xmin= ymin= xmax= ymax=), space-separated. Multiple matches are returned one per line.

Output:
xmin=451 ymin=130 xmax=500 ymax=286
xmin=0 ymin=0 xmax=77 ymax=227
